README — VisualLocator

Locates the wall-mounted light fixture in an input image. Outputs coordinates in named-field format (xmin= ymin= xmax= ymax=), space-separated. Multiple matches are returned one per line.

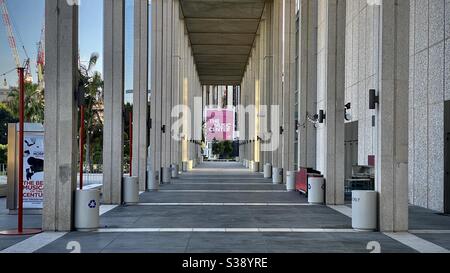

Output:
xmin=318 ymin=110 xmax=326 ymax=124
xmin=344 ymin=103 xmax=352 ymax=121
xmin=369 ymin=89 xmax=379 ymax=110
xmin=280 ymin=126 xmax=284 ymax=135
xmin=161 ymin=125 xmax=166 ymax=133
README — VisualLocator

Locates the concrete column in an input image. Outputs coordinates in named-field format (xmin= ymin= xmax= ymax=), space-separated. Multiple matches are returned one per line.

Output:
xmin=271 ymin=0 xmax=284 ymax=170
xmin=298 ymin=0 xmax=317 ymax=169
xmin=282 ymin=0 xmax=296 ymax=173
xmin=376 ymin=0 xmax=409 ymax=232
xmin=316 ymin=0 xmax=346 ymax=205
xmin=133 ymin=0 xmax=149 ymax=191
xmin=171 ymin=1 xmax=181 ymax=168
xmin=150 ymin=0 xmax=163 ymax=188
xmin=103 ymin=0 xmax=125 ymax=204
xmin=262 ymin=2 xmax=273 ymax=167
xmin=43 ymin=0 xmax=78 ymax=231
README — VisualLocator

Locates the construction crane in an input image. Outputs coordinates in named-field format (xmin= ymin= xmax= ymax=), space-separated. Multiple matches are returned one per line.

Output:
xmin=36 ymin=20 xmax=45 ymax=90
xmin=0 ymin=0 xmax=33 ymax=84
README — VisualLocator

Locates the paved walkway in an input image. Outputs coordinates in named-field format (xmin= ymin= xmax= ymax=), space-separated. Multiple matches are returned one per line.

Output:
xmin=1 ymin=162 xmax=450 ymax=253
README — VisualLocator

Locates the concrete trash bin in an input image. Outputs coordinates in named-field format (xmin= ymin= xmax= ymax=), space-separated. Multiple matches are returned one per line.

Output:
xmin=147 ymin=170 xmax=159 ymax=191
xmin=286 ymin=171 xmax=296 ymax=191
xmin=352 ymin=190 xmax=377 ymax=231
xmin=272 ymin=168 xmax=283 ymax=184
xmin=244 ymin=160 xmax=248 ymax=168
xmin=123 ymin=176 xmax=139 ymax=203
xmin=308 ymin=177 xmax=325 ymax=204
xmin=249 ymin=161 xmax=254 ymax=171
xmin=75 ymin=189 xmax=100 ymax=231
xmin=188 ymin=160 xmax=193 ymax=171
xmin=264 ymin=163 xmax=272 ymax=178
xmin=182 ymin=161 xmax=188 ymax=172
xmin=253 ymin=162 xmax=260 ymax=173
xmin=162 ymin=167 xmax=171 ymax=183
xmin=171 ymin=164 xmax=179 ymax=178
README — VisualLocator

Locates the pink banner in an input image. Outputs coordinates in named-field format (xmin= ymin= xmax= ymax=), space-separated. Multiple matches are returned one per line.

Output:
xmin=205 ymin=109 xmax=234 ymax=141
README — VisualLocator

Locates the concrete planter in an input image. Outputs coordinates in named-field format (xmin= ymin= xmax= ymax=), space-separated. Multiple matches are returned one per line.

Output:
xmin=308 ymin=177 xmax=325 ymax=204
xmin=75 ymin=189 xmax=100 ymax=231
xmin=123 ymin=176 xmax=139 ymax=203
xmin=352 ymin=190 xmax=378 ymax=231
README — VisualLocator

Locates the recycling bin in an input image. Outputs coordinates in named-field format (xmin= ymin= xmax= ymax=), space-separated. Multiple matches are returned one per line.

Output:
xmin=147 ymin=170 xmax=159 ymax=191
xmin=171 ymin=164 xmax=179 ymax=178
xmin=264 ymin=163 xmax=272 ymax=178
xmin=286 ymin=171 xmax=296 ymax=192
xmin=162 ymin=167 xmax=171 ymax=183
xmin=272 ymin=168 xmax=283 ymax=184
xmin=75 ymin=189 xmax=100 ymax=231
xmin=123 ymin=176 xmax=139 ymax=203
xmin=252 ymin=162 xmax=260 ymax=173
xmin=308 ymin=177 xmax=325 ymax=204
xmin=352 ymin=190 xmax=378 ymax=231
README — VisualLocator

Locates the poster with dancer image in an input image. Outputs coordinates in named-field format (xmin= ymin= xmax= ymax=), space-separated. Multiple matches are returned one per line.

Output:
xmin=22 ymin=134 xmax=44 ymax=209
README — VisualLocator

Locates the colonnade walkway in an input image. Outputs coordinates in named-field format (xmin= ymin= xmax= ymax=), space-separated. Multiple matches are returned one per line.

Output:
xmin=2 ymin=162 xmax=450 ymax=252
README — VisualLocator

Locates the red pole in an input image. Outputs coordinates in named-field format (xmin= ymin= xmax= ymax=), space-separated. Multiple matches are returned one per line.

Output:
xmin=129 ymin=111 xmax=133 ymax=177
xmin=18 ymin=67 xmax=24 ymax=233
xmin=79 ymin=105 xmax=85 ymax=190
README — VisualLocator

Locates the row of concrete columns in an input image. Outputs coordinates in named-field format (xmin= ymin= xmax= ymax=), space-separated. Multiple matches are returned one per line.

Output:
xmin=43 ymin=0 xmax=202 ymax=231
xmin=238 ymin=0 xmax=410 ymax=232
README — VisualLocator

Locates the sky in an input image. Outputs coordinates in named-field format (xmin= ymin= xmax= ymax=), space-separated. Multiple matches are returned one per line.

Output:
xmin=0 ymin=0 xmax=140 ymax=103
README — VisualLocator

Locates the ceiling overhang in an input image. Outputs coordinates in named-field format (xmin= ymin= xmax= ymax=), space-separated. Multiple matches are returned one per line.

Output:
xmin=180 ymin=0 xmax=266 ymax=86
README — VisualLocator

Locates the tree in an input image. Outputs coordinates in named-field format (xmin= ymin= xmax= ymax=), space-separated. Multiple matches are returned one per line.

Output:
xmin=7 ymin=82 xmax=44 ymax=123
xmin=0 ymin=103 xmax=18 ymax=144
xmin=78 ymin=53 xmax=104 ymax=171
xmin=223 ymin=141 xmax=233 ymax=158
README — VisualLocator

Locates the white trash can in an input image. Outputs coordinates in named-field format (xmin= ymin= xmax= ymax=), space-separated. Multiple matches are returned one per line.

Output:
xmin=352 ymin=190 xmax=378 ymax=231
xmin=308 ymin=177 xmax=325 ymax=204
xmin=272 ymin=168 xmax=283 ymax=184
xmin=123 ymin=176 xmax=139 ymax=203
xmin=75 ymin=189 xmax=100 ymax=231
xmin=286 ymin=171 xmax=296 ymax=192
xmin=171 ymin=164 xmax=179 ymax=178
xmin=264 ymin=163 xmax=272 ymax=179
xmin=252 ymin=162 xmax=260 ymax=173
xmin=188 ymin=160 xmax=193 ymax=171
xmin=249 ymin=161 xmax=254 ymax=171
xmin=147 ymin=170 xmax=159 ymax=191
xmin=162 ymin=167 xmax=171 ymax=183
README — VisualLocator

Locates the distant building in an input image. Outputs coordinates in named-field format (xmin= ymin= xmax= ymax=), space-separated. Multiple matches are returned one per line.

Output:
xmin=0 ymin=88 xmax=11 ymax=103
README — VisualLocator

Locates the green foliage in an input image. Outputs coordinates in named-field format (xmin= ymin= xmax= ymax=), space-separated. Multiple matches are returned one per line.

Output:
xmin=212 ymin=140 xmax=234 ymax=159
xmin=0 ymin=144 xmax=7 ymax=164
xmin=8 ymin=83 xmax=44 ymax=123
xmin=0 ymin=103 xmax=17 ymax=145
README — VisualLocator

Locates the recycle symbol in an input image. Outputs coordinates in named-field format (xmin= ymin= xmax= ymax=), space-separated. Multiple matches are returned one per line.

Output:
xmin=88 ymin=200 xmax=97 ymax=209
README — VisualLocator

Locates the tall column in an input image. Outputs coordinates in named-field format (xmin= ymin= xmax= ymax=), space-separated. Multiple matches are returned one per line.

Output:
xmin=282 ymin=0 xmax=296 ymax=173
xmin=316 ymin=0 xmax=346 ymax=205
xmin=377 ymin=0 xmax=409 ymax=232
xmin=298 ymin=0 xmax=318 ymax=169
xmin=150 ymin=0 xmax=163 ymax=188
xmin=43 ymin=0 xmax=78 ymax=231
xmin=171 ymin=0 xmax=181 ymax=169
xmin=271 ymin=0 xmax=283 ymax=169
xmin=103 ymin=0 xmax=125 ymax=204
xmin=133 ymin=0 xmax=149 ymax=191
xmin=262 ymin=2 xmax=273 ymax=166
